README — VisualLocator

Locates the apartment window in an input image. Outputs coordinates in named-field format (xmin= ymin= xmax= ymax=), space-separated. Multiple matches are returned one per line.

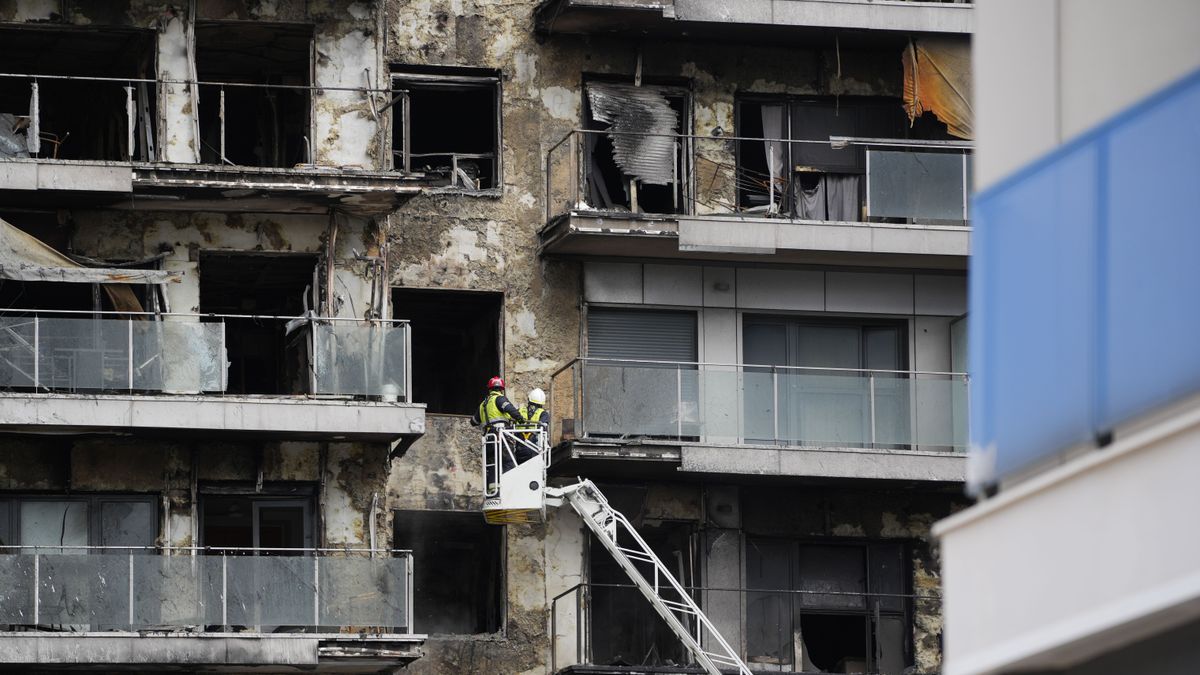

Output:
xmin=0 ymin=495 xmax=157 ymax=549
xmin=736 ymin=97 xmax=924 ymax=219
xmin=200 ymin=492 xmax=314 ymax=551
xmin=746 ymin=539 xmax=910 ymax=674
xmin=743 ymin=316 xmax=908 ymax=447
xmin=393 ymin=288 xmax=502 ymax=415
xmin=393 ymin=510 xmax=503 ymax=634
xmin=392 ymin=69 xmax=500 ymax=189
xmin=195 ymin=22 xmax=313 ymax=167
xmin=0 ymin=26 xmax=157 ymax=161
xmin=199 ymin=252 xmax=317 ymax=395
xmin=585 ymin=307 xmax=699 ymax=438
xmin=582 ymin=81 xmax=689 ymax=214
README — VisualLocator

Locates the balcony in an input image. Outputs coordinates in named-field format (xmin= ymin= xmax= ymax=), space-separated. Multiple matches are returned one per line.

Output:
xmin=540 ymin=130 xmax=970 ymax=269
xmin=551 ymin=582 xmax=932 ymax=675
xmin=549 ymin=358 xmax=967 ymax=482
xmin=0 ymin=72 xmax=420 ymax=215
xmin=0 ymin=546 xmax=421 ymax=670
xmin=0 ymin=312 xmax=424 ymax=443
xmin=535 ymin=0 xmax=973 ymax=43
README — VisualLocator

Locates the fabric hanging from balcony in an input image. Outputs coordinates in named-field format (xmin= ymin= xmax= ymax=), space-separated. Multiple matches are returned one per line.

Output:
xmin=903 ymin=37 xmax=974 ymax=139
xmin=0 ymin=217 xmax=179 ymax=286
xmin=0 ymin=216 xmax=180 ymax=313
xmin=586 ymin=82 xmax=679 ymax=186
xmin=795 ymin=173 xmax=861 ymax=222
xmin=760 ymin=104 xmax=786 ymax=211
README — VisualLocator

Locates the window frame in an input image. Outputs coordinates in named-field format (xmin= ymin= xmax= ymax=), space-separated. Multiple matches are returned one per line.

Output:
xmin=390 ymin=69 xmax=503 ymax=190
xmin=743 ymin=535 xmax=914 ymax=673
xmin=0 ymin=493 xmax=159 ymax=550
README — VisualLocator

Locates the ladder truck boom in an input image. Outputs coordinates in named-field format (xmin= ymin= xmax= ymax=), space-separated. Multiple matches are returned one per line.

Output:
xmin=482 ymin=426 xmax=753 ymax=675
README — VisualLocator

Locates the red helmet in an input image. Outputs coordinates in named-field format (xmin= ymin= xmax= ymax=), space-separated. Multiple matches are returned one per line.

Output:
xmin=487 ymin=376 xmax=505 ymax=390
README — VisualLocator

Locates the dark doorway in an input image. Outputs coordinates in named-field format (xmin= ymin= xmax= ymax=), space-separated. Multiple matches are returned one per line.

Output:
xmin=393 ymin=509 xmax=503 ymax=634
xmin=392 ymin=73 xmax=500 ymax=189
xmin=198 ymin=252 xmax=316 ymax=395
xmin=195 ymin=22 xmax=312 ymax=167
xmin=392 ymin=288 xmax=502 ymax=415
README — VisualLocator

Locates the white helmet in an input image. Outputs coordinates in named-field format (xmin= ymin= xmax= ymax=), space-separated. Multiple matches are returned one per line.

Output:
xmin=529 ymin=388 xmax=547 ymax=406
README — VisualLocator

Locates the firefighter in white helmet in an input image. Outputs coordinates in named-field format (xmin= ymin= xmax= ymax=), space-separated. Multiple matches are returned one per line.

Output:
xmin=518 ymin=388 xmax=548 ymax=441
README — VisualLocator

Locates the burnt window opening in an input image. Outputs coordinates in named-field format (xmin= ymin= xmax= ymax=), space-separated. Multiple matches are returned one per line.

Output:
xmin=195 ymin=22 xmax=312 ymax=167
xmin=392 ymin=288 xmax=502 ymax=415
xmin=586 ymin=485 xmax=698 ymax=668
xmin=391 ymin=70 xmax=500 ymax=189
xmin=745 ymin=538 xmax=911 ymax=674
xmin=198 ymin=252 xmax=317 ymax=395
xmin=735 ymin=96 xmax=952 ymax=219
xmin=200 ymin=490 xmax=315 ymax=552
xmin=0 ymin=26 xmax=156 ymax=161
xmin=583 ymin=81 xmax=689 ymax=215
xmin=393 ymin=510 xmax=503 ymax=634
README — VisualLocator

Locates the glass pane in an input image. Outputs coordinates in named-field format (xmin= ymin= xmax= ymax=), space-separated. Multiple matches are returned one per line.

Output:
xmin=582 ymin=363 xmax=688 ymax=438
xmin=38 ymin=318 xmax=130 ymax=390
xmin=312 ymin=323 xmax=406 ymax=397
xmin=874 ymin=615 xmax=908 ymax=675
xmin=746 ymin=539 xmax=793 ymax=665
xmin=38 ymin=553 xmax=131 ymax=629
xmin=868 ymin=544 xmax=906 ymax=613
xmin=782 ymin=372 xmax=869 ymax=446
xmin=256 ymin=505 xmax=306 ymax=549
xmin=100 ymin=501 xmax=156 ymax=548
xmin=867 ymin=149 xmax=966 ymax=221
xmin=320 ymin=556 xmax=409 ymax=629
xmin=222 ymin=555 xmax=316 ymax=628
xmin=794 ymin=325 xmax=860 ymax=369
xmin=0 ymin=554 xmax=35 ymax=623
xmin=797 ymin=545 xmax=865 ymax=610
xmin=21 ymin=501 xmax=88 ymax=549
xmin=0 ymin=318 xmax=37 ymax=387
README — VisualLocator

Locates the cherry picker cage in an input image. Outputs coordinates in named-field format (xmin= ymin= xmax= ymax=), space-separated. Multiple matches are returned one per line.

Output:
xmin=480 ymin=424 xmax=752 ymax=675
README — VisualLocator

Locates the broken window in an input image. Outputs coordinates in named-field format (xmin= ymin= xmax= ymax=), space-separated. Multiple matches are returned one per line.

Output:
xmin=198 ymin=252 xmax=317 ymax=395
xmin=391 ymin=68 xmax=500 ymax=189
xmin=745 ymin=538 xmax=911 ymax=674
xmin=195 ymin=22 xmax=313 ymax=167
xmin=0 ymin=26 xmax=157 ymax=161
xmin=0 ymin=495 xmax=157 ymax=549
xmin=393 ymin=510 xmax=503 ymax=634
xmin=586 ymin=485 xmax=698 ymax=667
xmin=392 ymin=288 xmax=502 ymax=415
xmin=583 ymin=81 xmax=689 ymax=214
xmin=737 ymin=97 xmax=952 ymax=219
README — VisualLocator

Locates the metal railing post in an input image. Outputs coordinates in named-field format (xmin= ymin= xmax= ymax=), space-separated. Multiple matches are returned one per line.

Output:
xmin=676 ymin=365 xmax=683 ymax=438
xmin=127 ymin=319 xmax=134 ymax=391
xmin=313 ymin=554 xmax=321 ymax=628
xmin=128 ymin=551 xmax=135 ymax=629
xmin=32 ymin=316 xmax=39 ymax=388
xmin=221 ymin=553 xmax=228 ymax=630
xmin=869 ymin=373 xmax=877 ymax=445
xmin=32 ymin=553 xmax=39 ymax=625
xmin=772 ymin=368 xmax=780 ymax=443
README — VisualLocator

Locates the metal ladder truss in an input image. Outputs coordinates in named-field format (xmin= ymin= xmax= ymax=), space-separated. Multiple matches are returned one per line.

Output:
xmin=548 ymin=480 xmax=753 ymax=675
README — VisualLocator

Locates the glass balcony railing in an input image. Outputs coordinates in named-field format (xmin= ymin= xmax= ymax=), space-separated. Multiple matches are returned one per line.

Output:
xmin=550 ymin=358 xmax=968 ymax=451
xmin=0 ymin=311 xmax=411 ymax=399
xmin=0 ymin=547 xmax=413 ymax=634
xmin=544 ymin=129 xmax=971 ymax=225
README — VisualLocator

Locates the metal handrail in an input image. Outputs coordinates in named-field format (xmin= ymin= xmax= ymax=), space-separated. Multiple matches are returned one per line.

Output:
xmin=1 ymin=545 xmax=412 ymax=553
xmin=551 ymin=356 xmax=967 ymax=379
xmin=548 ymin=126 xmax=976 ymax=150
xmin=0 ymin=71 xmax=398 ymax=95
xmin=0 ymin=308 xmax=409 ymax=324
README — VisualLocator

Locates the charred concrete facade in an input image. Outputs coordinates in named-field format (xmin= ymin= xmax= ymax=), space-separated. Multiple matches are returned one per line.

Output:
xmin=0 ymin=0 xmax=971 ymax=673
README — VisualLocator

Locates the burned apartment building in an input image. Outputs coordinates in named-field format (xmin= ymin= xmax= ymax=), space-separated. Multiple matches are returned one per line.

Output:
xmin=0 ymin=0 xmax=972 ymax=674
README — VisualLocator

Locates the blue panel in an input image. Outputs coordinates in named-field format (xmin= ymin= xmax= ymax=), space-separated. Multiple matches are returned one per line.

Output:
xmin=972 ymin=145 xmax=1099 ymax=481
xmin=1104 ymin=80 xmax=1200 ymax=425
xmin=970 ymin=67 xmax=1200 ymax=490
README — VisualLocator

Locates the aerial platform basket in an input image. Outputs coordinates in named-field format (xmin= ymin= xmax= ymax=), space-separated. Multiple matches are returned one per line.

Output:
xmin=481 ymin=426 xmax=549 ymax=525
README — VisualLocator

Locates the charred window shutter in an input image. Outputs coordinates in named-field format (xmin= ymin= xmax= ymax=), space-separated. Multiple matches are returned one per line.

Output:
xmin=586 ymin=83 xmax=680 ymax=186
xmin=586 ymin=308 xmax=697 ymax=362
